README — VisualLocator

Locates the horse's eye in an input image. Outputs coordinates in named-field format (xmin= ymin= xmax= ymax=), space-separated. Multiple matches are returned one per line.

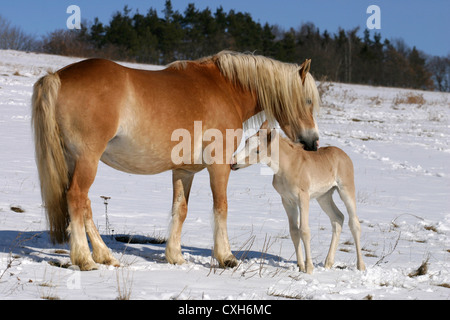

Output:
xmin=306 ymin=98 xmax=312 ymax=104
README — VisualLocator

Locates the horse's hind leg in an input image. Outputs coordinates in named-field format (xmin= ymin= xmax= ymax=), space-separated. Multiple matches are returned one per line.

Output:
xmin=86 ymin=200 xmax=120 ymax=267
xmin=166 ymin=169 xmax=194 ymax=265
xmin=316 ymin=189 xmax=344 ymax=269
xmin=68 ymin=156 xmax=118 ymax=270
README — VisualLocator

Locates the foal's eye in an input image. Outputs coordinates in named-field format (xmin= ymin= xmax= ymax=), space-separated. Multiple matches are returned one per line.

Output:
xmin=306 ymin=98 xmax=312 ymax=104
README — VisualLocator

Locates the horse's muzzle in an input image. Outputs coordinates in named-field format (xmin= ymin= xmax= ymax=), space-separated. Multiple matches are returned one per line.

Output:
xmin=298 ymin=132 xmax=319 ymax=151
xmin=300 ymin=139 xmax=318 ymax=151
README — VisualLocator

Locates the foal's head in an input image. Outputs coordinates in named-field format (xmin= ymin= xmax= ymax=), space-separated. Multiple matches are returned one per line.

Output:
xmin=231 ymin=121 xmax=277 ymax=171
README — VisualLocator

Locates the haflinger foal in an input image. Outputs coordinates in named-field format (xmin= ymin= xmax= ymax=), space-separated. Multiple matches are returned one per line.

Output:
xmin=231 ymin=121 xmax=365 ymax=274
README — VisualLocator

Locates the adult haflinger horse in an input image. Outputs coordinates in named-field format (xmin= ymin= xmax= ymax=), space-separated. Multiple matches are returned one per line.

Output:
xmin=31 ymin=51 xmax=320 ymax=271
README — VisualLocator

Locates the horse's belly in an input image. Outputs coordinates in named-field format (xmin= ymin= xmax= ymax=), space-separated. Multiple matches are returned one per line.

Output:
xmin=100 ymin=136 xmax=173 ymax=175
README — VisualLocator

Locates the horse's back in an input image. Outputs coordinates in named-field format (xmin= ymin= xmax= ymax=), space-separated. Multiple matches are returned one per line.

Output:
xmin=53 ymin=58 xmax=243 ymax=174
xmin=54 ymin=59 xmax=128 ymax=154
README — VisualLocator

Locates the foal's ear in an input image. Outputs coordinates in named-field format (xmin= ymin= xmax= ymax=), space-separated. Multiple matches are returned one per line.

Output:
xmin=259 ymin=120 xmax=274 ymax=142
xmin=299 ymin=59 xmax=311 ymax=84
xmin=259 ymin=120 xmax=269 ymax=130
xmin=266 ymin=127 xmax=277 ymax=143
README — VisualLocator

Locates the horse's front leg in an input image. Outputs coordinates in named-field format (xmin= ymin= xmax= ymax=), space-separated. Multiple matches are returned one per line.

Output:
xmin=281 ymin=197 xmax=304 ymax=271
xmin=166 ymin=169 xmax=194 ymax=265
xmin=208 ymin=164 xmax=237 ymax=268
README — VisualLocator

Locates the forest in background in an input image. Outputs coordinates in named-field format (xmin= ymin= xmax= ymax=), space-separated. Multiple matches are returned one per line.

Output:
xmin=1 ymin=1 xmax=449 ymax=91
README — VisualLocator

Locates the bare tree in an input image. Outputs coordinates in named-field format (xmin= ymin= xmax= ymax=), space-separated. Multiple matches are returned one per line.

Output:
xmin=0 ymin=15 xmax=37 ymax=51
xmin=427 ymin=55 xmax=450 ymax=92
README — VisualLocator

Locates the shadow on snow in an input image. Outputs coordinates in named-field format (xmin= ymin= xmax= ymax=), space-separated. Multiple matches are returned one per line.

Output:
xmin=0 ymin=230 xmax=290 ymax=270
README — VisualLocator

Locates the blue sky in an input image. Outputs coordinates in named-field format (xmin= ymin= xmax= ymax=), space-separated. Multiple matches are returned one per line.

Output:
xmin=1 ymin=0 xmax=449 ymax=56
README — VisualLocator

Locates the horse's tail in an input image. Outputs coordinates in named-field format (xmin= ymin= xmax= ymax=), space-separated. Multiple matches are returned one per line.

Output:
xmin=32 ymin=72 xmax=70 ymax=243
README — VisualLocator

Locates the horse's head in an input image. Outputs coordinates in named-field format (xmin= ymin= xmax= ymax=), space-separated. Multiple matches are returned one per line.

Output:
xmin=277 ymin=59 xmax=320 ymax=151
xmin=213 ymin=52 xmax=319 ymax=151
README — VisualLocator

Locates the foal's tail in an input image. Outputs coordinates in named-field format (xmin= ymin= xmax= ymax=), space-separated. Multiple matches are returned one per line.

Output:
xmin=32 ymin=72 xmax=70 ymax=243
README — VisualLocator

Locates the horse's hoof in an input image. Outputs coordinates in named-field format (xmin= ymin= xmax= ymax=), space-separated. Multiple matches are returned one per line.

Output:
xmin=71 ymin=255 xmax=98 ymax=271
xmin=79 ymin=261 xmax=98 ymax=271
xmin=104 ymin=257 xmax=121 ymax=267
xmin=93 ymin=253 xmax=120 ymax=267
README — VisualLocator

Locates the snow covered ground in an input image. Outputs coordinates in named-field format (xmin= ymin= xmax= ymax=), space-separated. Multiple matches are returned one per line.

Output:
xmin=0 ymin=50 xmax=449 ymax=300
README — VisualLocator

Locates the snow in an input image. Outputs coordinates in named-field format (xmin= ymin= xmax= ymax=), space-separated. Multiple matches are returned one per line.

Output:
xmin=0 ymin=49 xmax=449 ymax=300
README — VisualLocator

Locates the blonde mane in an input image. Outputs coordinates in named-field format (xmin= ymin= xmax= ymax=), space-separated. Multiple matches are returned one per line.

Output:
xmin=169 ymin=51 xmax=320 ymax=131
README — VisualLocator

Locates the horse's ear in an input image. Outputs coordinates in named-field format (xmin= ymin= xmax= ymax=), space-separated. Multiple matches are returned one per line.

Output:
xmin=299 ymin=59 xmax=311 ymax=84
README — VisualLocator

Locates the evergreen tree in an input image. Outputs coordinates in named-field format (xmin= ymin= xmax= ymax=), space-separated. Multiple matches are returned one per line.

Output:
xmin=383 ymin=41 xmax=411 ymax=88
xmin=105 ymin=6 xmax=139 ymax=60
xmin=90 ymin=17 xmax=106 ymax=48
xmin=132 ymin=10 xmax=159 ymax=63
xmin=43 ymin=2 xmax=437 ymax=90
xmin=408 ymin=47 xmax=433 ymax=89
xmin=276 ymin=29 xmax=296 ymax=62
xmin=159 ymin=1 xmax=184 ymax=63
xmin=227 ymin=10 xmax=263 ymax=52
xmin=261 ymin=23 xmax=276 ymax=57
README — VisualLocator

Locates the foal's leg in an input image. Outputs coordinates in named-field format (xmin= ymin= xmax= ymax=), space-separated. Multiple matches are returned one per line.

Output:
xmin=337 ymin=186 xmax=366 ymax=271
xmin=298 ymin=192 xmax=314 ymax=274
xmin=316 ymin=189 xmax=344 ymax=269
xmin=67 ymin=156 xmax=117 ymax=270
xmin=207 ymin=164 xmax=237 ymax=268
xmin=166 ymin=169 xmax=194 ymax=265
xmin=281 ymin=197 xmax=304 ymax=272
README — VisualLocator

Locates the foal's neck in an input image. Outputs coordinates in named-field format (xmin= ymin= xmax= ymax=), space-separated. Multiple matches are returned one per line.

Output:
xmin=267 ymin=135 xmax=305 ymax=175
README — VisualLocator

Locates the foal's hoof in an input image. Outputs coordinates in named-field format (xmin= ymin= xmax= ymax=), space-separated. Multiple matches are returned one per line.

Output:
xmin=357 ymin=262 xmax=366 ymax=271
xmin=219 ymin=255 xmax=238 ymax=268
xmin=166 ymin=254 xmax=186 ymax=265
xmin=298 ymin=263 xmax=314 ymax=274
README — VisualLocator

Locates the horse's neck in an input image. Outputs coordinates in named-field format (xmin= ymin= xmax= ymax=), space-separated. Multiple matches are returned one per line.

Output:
xmin=174 ymin=61 xmax=260 ymax=125
xmin=239 ymin=95 xmax=262 ymax=125
xmin=207 ymin=61 xmax=261 ymax=124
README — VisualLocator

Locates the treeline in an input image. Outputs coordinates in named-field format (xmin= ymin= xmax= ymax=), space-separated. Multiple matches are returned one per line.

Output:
xmin=1 ymin=2 xmax=449 ymax=91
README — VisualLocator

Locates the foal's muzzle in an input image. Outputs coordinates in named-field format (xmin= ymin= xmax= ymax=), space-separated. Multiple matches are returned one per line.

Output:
xmin=230 ymin=164 xmax=239 ymax=171
xmin=230 ymin=158 xmax=239 ymax=171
